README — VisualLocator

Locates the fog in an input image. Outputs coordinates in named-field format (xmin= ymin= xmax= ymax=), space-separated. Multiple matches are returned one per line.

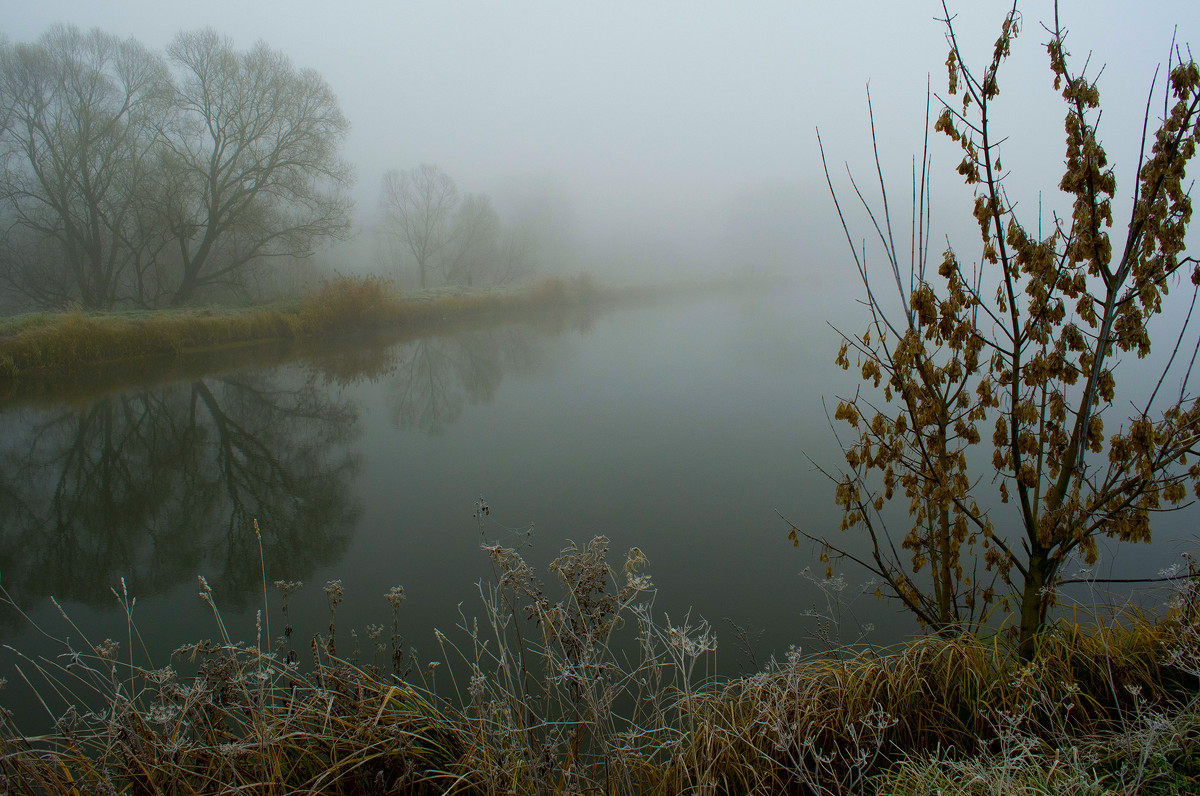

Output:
xmin=5 ymin=0 xmax=1197 ymax=289
xmin=8 ymin=3 xmax=1200 ymax=744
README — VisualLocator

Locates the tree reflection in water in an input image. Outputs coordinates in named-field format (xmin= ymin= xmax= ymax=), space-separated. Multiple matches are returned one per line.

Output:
xmin=0 ymin=370 xmax=361 ymax=629
xmin=0 ymin=312 xmax=581 ymax=639
xmin=388 ymin=325 xmax=539 ymax=435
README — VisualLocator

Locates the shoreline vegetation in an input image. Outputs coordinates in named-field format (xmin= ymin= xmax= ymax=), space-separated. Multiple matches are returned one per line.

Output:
xmin=1 ymin=274 xmax=1197 ymax=793
xmin=1 ymin=537 xmax=1198 ymax=794
xmin=2 ymin=0 xmax=1198 ymax=789
xmin=0 ymin=274 xmax=763 ymax=407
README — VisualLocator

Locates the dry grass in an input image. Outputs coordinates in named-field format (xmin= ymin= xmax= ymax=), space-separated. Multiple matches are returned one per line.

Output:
xmin=2 ymin=534 xmax=1197 ymax=794
xmin=0 ymin=274 xmax=612 ymax=387
xmin=0 ymin=272 xmax=773 ymax=409
xmin=0 ymin=643 xmax=465 ymax=794
xmin=685 ymin=616 xmax=1194 ymax=794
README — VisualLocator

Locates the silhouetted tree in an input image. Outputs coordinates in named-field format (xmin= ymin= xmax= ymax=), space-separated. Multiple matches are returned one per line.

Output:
xmin=0 ymin=26 xmax=170 ymax=308
xmin=160 ymin=29 xmax=353 ymax=306
xmin=442 ymin=193 xmax=500 ymax=285
xmin=0 ymin=26 xmax=353 ymax=309
xmin=380 ymin=164 xmax=458 ymax=288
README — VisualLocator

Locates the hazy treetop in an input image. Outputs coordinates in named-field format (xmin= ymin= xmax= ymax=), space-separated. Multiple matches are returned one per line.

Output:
xmin=5 ymin=1 xmax=1199 ymax=242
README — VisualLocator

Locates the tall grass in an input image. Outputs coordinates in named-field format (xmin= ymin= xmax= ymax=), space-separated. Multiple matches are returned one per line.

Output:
xmin=2 ymin=535 xmax=1198 ymax=794
xmin=0 ymin=274 xmax=612 ymax=386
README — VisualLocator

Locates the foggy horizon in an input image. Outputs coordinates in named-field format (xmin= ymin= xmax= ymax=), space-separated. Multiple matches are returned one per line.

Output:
xmin=3 ymin=1 xmax=1199 ymax=282
xmin=6 ymin=4 xmax=1200 ymax=778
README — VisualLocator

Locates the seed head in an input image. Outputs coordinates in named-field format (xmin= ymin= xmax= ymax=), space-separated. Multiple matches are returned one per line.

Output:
xmin=385 ymin=585 xmax=406 ymax=609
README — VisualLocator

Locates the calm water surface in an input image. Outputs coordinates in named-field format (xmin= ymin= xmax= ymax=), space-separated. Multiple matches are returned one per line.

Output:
xmin=1 ymin=284 xmax=1195 ymax=726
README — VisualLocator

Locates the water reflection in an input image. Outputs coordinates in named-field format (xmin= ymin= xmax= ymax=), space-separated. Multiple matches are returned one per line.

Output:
xmin=0 ymin=315 xmax=566 ymax=641
xmin=388 ymin=326 xmax=542 ymax=435
xmin=0 ymin=371 xmax=361 ymax=629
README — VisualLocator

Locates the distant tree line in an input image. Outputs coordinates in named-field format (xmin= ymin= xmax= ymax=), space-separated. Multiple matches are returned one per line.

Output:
xmin=378 ymin=164 xmax=536 ymax=289
xmin=0 ymin=25 xmax=353 ymax=310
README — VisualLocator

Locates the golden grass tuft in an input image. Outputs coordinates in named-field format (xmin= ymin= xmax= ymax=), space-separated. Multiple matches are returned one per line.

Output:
xmin=299 ymin=273 xmax=401 ymax=333
xmin=677 ymin=613 xmax=1196 ymax=793
xmin=3 ymin=516 xmax=1197 ymax=794
xmin=4 ymin=552 xmax=1199 ymax=794
xmin=0 ymin=653 xmax=465 ymax=795
xmin=0 ymin=274 xmax=626 ymax=388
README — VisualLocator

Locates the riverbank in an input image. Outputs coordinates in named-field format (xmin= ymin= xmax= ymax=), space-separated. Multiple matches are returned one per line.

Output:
xmin=0 ymin=276 xmax=577 ymax=379
xmin=0 ymin=274 xmax=757 ymax=404
xmin=2 ymin=538 xmax=1198 ymax=794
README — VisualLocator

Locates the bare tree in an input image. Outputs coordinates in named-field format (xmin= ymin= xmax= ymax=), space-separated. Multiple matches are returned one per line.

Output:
xmin=160 ymin=29 xmax=353 ymax=306
xmin=0 ymin=26 xmax=353 ymax=310
xmin=380 ymin=163 xmax=459 ymax=288
xmin=800 ymin=2 xmax=1200 ymax=657
xmin=0 ymin=25 xmax=170 ymax=308
xmin=442 ymin=193 xmax=500 ymax=285
xmin=493 ymin=222 xmax=536 ymax=285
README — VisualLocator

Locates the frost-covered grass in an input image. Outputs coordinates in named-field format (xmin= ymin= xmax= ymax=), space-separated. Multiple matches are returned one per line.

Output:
xmin=2 ymin=527 xmax=1198 ymax=794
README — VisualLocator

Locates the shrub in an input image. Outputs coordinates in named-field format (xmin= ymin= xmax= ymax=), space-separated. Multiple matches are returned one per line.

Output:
xmin=804 ymin=0 xmax=1200 ymax=657
xmin=300 ymin=274 xmax=399 ymax=333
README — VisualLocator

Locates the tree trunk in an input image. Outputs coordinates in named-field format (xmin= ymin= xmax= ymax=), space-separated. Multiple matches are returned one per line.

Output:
xmin=169 ymin=279 xmax=194 ymax=307
xmin=1018 ymin=550 xmax=1048 ymax=659
xmin=938 ymin=500 xmax=952 ymax=627
xmin=170 ymin=254 xmax=206 ymax=307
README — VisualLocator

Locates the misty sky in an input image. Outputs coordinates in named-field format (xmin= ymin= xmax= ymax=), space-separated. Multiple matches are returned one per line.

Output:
xmin=3 ymin=1 xmax=1199 ymax=273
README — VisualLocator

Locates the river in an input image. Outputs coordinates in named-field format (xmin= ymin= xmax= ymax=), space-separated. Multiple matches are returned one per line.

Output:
xmin=1 ymin=281 xmax=1194 ymax=728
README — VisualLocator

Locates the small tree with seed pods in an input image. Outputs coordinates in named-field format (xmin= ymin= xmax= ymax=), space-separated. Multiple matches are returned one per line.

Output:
xmin=797 ymin=1 xmax=1200 ymax=657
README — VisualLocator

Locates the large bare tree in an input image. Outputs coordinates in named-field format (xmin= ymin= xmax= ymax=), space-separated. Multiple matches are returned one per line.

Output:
xmin=160 ymin=29 xmax=353 ymax=306
xmin=0 ymin=26 xmax=353 ymax=310
xmin=0 ymin=25 xmax=169 ymax=308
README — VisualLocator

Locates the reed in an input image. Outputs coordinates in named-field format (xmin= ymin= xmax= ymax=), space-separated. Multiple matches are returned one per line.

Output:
xmin=2 ymin=538 xmax=1197 ymax=794
xmin=0 ymin=274 xmax=612 ymax=385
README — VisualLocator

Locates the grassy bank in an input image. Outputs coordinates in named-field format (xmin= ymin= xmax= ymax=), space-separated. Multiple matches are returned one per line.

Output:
xmin=2 ymin=536 xmax=1198 ymax=795
xmin=0 ymin=276 xmax=599 ymax=384
xmin=0 ymin=274 xmax=769 ymax=407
